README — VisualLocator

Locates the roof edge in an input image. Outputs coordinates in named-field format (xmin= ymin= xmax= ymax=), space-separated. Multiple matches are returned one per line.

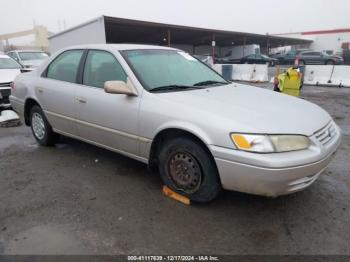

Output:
xmin=48 ymin=16 xmax=105 ymax=39
xmin=274 ymin=28 xmax=350 ymax=36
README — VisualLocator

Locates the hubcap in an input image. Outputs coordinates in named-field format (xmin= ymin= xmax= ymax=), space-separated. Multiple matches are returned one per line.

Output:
xmin=167 ymin=151 xmax=202 ymax=194
xmin=32 ymin=112 xmax=46 ymax=140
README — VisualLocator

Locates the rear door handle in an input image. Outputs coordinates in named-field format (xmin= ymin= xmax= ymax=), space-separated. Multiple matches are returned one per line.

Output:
xmin=76 ymin=97 xmax=87 ymax=104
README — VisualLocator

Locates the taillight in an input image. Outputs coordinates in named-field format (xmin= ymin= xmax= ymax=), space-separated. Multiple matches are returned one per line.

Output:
xmin=10 ymin=82 xmax=15 ymax=90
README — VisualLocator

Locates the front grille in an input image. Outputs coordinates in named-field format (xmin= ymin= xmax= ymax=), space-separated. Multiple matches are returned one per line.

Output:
xmin=0 ymin=82 xmax=11 ymax=87
xmin=314 ymin=121 xmax=337 ymax=146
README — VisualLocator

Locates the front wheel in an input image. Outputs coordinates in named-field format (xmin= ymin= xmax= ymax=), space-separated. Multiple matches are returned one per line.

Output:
xmin=30 ymin=105 xmax=57 ymax=146
xmin=326 ymin=60 xmax=335 ymax=65
xmin=158 ymin=137 xmax=221 ymax=202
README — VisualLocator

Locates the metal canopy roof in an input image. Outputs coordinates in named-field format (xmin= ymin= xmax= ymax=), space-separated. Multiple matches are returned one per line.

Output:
xmin=103 ymin=16 xmax=312 ymax=48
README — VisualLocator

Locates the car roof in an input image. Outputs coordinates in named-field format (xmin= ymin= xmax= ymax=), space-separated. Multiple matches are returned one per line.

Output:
xmin=60 ymin=44 xmax=180 ymax=52
xmin=8 ymin=50 xmax=47 ymax=53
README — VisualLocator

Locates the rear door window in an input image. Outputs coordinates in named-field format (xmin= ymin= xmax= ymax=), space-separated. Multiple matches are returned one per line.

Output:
xmin=83 ymin=50 xmax=127 ymax=89
xmin=46 ymin=50 xmax=84 ymax=83
xmin=301 ymin=52 xmax=311 ymax=56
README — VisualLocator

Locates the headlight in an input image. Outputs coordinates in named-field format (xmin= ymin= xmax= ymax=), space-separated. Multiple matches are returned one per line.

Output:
xmin=230 ymin=134 xmax=310 ymax=153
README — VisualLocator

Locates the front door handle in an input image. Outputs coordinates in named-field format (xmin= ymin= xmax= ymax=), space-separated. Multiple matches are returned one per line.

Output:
xmin=76 ymin=97 xmax=87 ymax=104
xmin=37 ymin=87 xmax=44 ymax=93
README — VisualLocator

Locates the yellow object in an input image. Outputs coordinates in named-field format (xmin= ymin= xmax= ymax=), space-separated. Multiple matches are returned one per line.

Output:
xmin=231 ymin=134 xmax=251 ymax=149
xmin=277 ymin=67 xmax=302 ymax=97
xmin=163 ymin=186 xmax=190 ymax=205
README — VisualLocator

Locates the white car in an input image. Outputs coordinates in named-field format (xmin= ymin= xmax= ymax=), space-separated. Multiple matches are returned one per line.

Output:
xmin=0 ymin=54 xmax=22 ymax=107
xmin=7 ymin=50 xmax=49 ymax=70
xmin=10 ymin=44 xmax=341 ymax=202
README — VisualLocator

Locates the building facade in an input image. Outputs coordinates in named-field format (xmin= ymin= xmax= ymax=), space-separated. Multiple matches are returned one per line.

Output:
xmin=273 ymin=28 xmax=350 ymax=55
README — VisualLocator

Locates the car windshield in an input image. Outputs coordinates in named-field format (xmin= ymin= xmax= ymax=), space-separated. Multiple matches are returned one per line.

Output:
xmin=0 ymin=57 xmax=21 ymax=69
xmin=122 ymin=49 xmax=227 ymax=91
xmin=19 ymin=52 xmax=48 ymax=61
xmin=261 ymin=54 xmax=269 ymax=59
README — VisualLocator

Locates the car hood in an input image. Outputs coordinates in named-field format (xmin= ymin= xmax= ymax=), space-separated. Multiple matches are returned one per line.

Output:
xmin=154 ymin=83 xmax=331 ymax=136
xmin=0 ymin=69 xmax=21 ymax=84
xmin=21 ymin=59 xmax=44 ymax=67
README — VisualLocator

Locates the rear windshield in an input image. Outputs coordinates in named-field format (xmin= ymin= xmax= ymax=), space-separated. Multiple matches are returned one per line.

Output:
xmin=0 ymin=57 xmax=21 ymax=69
xmin=19 ymin=52 xmax=49 ymax=61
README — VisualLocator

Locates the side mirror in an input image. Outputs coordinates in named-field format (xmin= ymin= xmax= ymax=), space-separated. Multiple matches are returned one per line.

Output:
xmin=104 ymin=78 xmax=138 ymax=96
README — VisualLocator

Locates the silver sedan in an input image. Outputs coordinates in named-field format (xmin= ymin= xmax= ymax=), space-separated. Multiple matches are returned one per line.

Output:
xmin=10 ymin=44 xmax=341 ymax=202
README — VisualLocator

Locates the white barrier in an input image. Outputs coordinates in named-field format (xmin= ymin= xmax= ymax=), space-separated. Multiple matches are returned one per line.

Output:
xmin=212 ymin=64 xmax=222 ymax=75
xmin=251 ymin=64 xmax=269 ymax=82
xmin=212 ymin=64 xmax=268 ymax=82
xmin=330 ymin=66 xmax=350 ymax=87
xmin=303 ymin=65 xmax=334 ymax=86
xmin=232 ymin=64 xmax=253 ymax=81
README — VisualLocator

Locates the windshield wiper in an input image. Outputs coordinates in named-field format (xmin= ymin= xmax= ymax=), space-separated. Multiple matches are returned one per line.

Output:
xmin=150 ymin=85 xmax=202 ymax=92
xmin=193 ymin=80 xmax=229 ymax=86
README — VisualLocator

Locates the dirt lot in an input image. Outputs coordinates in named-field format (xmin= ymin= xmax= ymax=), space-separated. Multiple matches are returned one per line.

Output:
xmin=0 ymin=85 xmax=349 ymax=255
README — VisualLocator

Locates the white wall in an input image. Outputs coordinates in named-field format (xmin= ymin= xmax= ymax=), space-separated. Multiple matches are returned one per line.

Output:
xmin=310 ymin=33 xmax=350 ymax=54
xmin=274 ymin=31 xmax=350 ymax=54
xmin=49 ymin=17 xmax=106 ymax=54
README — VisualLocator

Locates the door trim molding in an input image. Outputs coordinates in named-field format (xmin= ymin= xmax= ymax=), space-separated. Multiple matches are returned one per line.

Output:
xmin=52 ymin=128 xmax=149 ymax=164
xmin=44 ymin=110 xmax=151 ymax=143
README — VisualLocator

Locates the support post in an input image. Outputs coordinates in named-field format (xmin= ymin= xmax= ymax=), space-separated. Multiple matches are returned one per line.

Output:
xmin=243 ymin=37 xmax=246 ymax=57
xmin=167 ymin=29 xmax=171 ymax=47
xmin=212 ymin=33 xmax=216 ymax=60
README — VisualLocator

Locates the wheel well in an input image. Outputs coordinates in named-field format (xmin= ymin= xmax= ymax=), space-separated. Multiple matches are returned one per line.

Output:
xmin=24 ymin=98 xmax=40 ymax=126
xmin=148 ymin=128 xmax=215 ymax=171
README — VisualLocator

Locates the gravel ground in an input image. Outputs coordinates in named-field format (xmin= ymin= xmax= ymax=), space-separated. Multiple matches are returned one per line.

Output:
xmin=0 ymin=85 xmax=349 ymax=255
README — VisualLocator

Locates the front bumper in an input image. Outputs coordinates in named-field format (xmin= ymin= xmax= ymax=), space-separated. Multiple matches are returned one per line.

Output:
xmin=0 ymin=87 xmax=11 ymax=107
xmin=210 ymin=122 xmax=341 ymax=197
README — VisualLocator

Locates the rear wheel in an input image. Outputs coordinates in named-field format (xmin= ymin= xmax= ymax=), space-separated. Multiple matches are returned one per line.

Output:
xmin=326 ymin=60 xmax=335 ymax=65
xmin=30 ymin=105 xmax=57 ymax=146
xmin=158 ymin=137 xmax=221 ymax=202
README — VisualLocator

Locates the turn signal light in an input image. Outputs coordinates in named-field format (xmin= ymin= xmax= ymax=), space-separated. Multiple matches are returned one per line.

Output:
xmin=231 ymin=134 xmax=251 ymax=149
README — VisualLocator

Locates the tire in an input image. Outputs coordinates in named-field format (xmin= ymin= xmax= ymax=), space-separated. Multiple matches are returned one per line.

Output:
xmin=158 ymin=137 xmax=221 ymax=203
xmin=30 ymin=105 xmax=57 ymax=146
xmin=326 ymin=60 xmax=335 ymax=65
